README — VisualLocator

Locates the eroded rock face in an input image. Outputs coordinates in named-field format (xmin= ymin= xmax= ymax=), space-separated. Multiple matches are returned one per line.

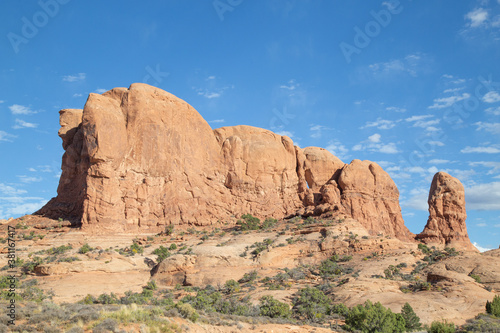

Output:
xmin=417 ymin=172 xmax=477 ymax=252
xmin=337 ymin=160 xmax=414 ymax=240
xmin=38 ymin=84 xmax=425 ymax=243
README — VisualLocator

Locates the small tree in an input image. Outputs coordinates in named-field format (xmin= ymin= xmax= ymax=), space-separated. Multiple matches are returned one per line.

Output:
xmin=401 ymin=302 xmax=421 ymax=331
xmin=344 ymin=300 xmax=405 ymax=333
xmin=486 ymin=295 xmax=500 ymax=317
xmin=259 ymin=295 xmax=291 ymax=318
xmin=292 ymin=287 xmax=332 ymax=322
xmin=224 ymin=280 xmax=241 ymax=294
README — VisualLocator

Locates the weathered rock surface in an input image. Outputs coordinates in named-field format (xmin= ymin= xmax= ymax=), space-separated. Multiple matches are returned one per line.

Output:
xmin=38 ymin=84 xmax=473 ymax=249
xmin=416 ymin=172 xmax=477 ymax=251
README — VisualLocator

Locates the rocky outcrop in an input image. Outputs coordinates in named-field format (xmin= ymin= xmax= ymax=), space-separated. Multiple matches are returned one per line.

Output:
xmin=416 ymin=172 xmax=477 ymax=252
xmin=38 ymin=84 xmax=414 ymax=241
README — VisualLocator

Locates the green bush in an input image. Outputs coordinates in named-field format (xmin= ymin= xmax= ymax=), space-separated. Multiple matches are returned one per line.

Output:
xmin=331 ymin=303 xmax=349 ymax=317
xmin=319 ymin=258 xmax=343 ymax=279
xmin=238 ymin=270 xmax=258 ymax=284
xmin=96 ymin=292 xmax=119 ymax=304
xmin=169 ymin=243 xmax=177 ymax=251
xmin=152 ymin=246 xmax=171 ymax=262
xmin=344 ymin=300 xmax=405 ymax=333
xmin=45 ymin=244 xmax=72 ymax=255
xmin=130 ymin=242 xmax=144 ymax=255
xmin=78 ymin=243 xmax=93 ymax=254
xmin=224 ymin=280 xmax=241 ymax=294
xmin=462 ymin=313 xmax=500 ymax=332
xmin=237 ymin=214 xmax=261 ymax=231
xmin=418 ymin=243 xmax=430 ymax=254
xmin=259 ymin=295 xmax=291 ymax=318
xmin=428 ymin=320 xmax=455 ymax=333
xmin=292 ymin=287 xmax=332 ymax=322
xmin=262 ymin=218 xmax=278 ymax=229
xmin=401 ymin=302 xmax=421 ymax=331
xmin=486 ymin=295 xmax=500 ymax=317
xmin=176 ymin=302 xmax=199 ymax=322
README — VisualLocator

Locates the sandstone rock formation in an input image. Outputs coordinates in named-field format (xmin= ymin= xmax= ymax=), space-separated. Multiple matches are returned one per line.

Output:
xmin=416 ymin=172 xmax=477 ymax=251
xmin=38 ymin=83 xmax=465 ymax=245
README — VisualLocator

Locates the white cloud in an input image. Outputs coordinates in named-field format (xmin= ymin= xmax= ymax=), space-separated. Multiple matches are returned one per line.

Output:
xmin=466 ymin=182 xmax=500 ymax=210
xmin=486 ymin=106 xmax=500 ymax=115
xmin=12 ymin=119 xmax=38 ymax=129
xmin=326 ymin=140 xmax=349 ymax=161
xmin=62 ymin=73 xmax=86 ymax=82
xmin=401 ymin=188 xmax=428 ymax=211
xmin=465 ymin=8 xmax=489 ymax=28
xmin=428 ymin=93 xmax=470 ymax=109
xmin=428 ymin=141 xmax=445 ymax=146
xmin=280 ymin=79 xmax=298 ymax=90
xmin=95 ymin=88 xmax=107 ymax=94
xmin=0 ymin=130 xmax=16 ymax=142
xmin=309 ymin=125 xmax=329 ymax=138
xmin=275 ymin=130 xmax=294 ymax=139
xmin=483 ymin=91 xmax=500 ymax=103
xmin=429 ymin=159 xmax=451 ymax=164
xmin=72 ymin=93 xmax=83 ymax=97
xmin=476 ymin=223 xmax=488 ymax=227
xmin=9 ymin=104 xmax=36 ymax=115
xmin=17 ymin=175 xmax=43 ymax=183
xmin=386 ymin=106 xmax=407 ymax=113
xmin=472 ymin=242 xmax=492 ymax=253
xmin=461 ymin=146 xmax=500 ymax=154
xmin=405 ymin=114 xmax=441 ymax=131
xmin=361 ymin=118 xmax=398 ymax=130
xmin=405 ymin=115 xmax=433 ymax=122
xmin=443 ymin=87 xmax=464 ymax=93
xmin=0 ymin=183 xmax=27 ymax=196
xmin=368 ymin=133 xmax=381 ymax=143
xmin=368 ymin=55 xmax=420 ymax=77
xmin=474 ymin=122 xmax=500 ymax=134
xmin=208 ymin=119 xmax=225 ymax=124
xmin=0 ymin=200 xmax=48 ymax=218
xmin=469 ymin=161 xmax=500 ymax=175
xmin=206 ymin=76 xmax=216 ymax=80
xmin=199 ymin=91 xmax=221 ymax=99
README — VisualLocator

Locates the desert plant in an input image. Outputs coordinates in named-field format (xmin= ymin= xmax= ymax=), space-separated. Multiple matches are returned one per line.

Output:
xmin=259 ymin=295 xmax=291 ymax=318
xmin=428 ymin=320 xmax=455 ymax=333
xmin=78 ymin=243 xmax=93 ymax=254
xmin=401 ymin=302 xmax=421 ymax=331
xmin=486 ymin=295 xmax=500 ymax=317
xmin=176 ymin=302 xmax=199 ymax=322
xmin=344 ymin=300 xmax=405 ymax=333
xmin=153 ymin=246 xmax=171 ymax=262
xmin=237 ymin=214 xmax=261 ymax=231
xmin=292 ymin=287 xmax=332 ymax=322
xmin=223 ymin=279 xmax=241 ymax=294
xmin=238 ymin=270 xmax=258 ymax=284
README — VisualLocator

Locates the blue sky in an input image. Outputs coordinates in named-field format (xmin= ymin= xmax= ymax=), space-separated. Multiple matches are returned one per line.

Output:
xmin=1 ymin=0 xmax=499 ymax=251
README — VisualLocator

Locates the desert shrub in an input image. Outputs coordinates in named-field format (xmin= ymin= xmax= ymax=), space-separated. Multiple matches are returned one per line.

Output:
xmin=418 ymin=243 xmax=431 ymax=254
xmin=462 ymin=313 xmax=500 ymax=332
xmin=259 ymin=295 xmax=291 ymax=318
xmin=344 ymin=300 xmax=405 ymax=333
xmin=261 ymin=218 xmax=278 ymax=229
xmin=238 ymin=270 xmax=258 ymax=284
xmin=319 ymin=258 xmax=343 ymax=279
xmin=428 ymin=320 xmax=455 ymax=333
xmin=224 ymin=280 xmax=241 ymax=294
xmin=169 ymin=243 xmax=177 ymax=250
xmin=78 ymin=243 xmax=93 ymax=254
xmin=284 ymin=266 xmax=307 ymax=280
xmin=237 ymin=214 xmax=261 ymax=231
xmin=331 ymin=303 xmax=349 ymax=317
xmin=469 ymin=273 xmax=481 ymax=283
xmin=292 ymin=287 xmax=332 ymax=322
xmin=176 ymin=302 xmax=199 ymax=322
xmin=250 ymin=239 xmax=274 ymax=257
xmin=153 ymin=246 xmax=171 ymax=262
xmin=45 ymin=244 xmax=72 ymax=255
xmin=96 ymin=292 xmax=119 ymax=304
xmin=486 ymin=295 xmax=500 ymax=317
xmin=92 ymin=318 xmax=118 ymax=333
xmin=401 ymin=302 xmax=421 ymax=331
xmin=130 ymin=242 xmax=143 ymax=255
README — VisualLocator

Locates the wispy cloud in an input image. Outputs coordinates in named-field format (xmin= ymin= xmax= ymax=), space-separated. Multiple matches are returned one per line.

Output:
xmin=8 ymin=104 xmax=36 ymax=115
xmin=12 ymin=119 xmax=38 ymax=129
xmin=405 ymin=114 xmax=440 ymax=131
xmin=469 ymin=161 xmax=500 ymax=175
xmin=367 ymin=53 xmax=425 ymax=77
xmin=483 ymin=91 xmax=500 ymax=103
xmin=352 ymin=133 xmax=400 ymax=154
xmin=72 ymin=93 xmax=83 ymax=97
xmin=95 ymin=88 xmax=107 ymax=94
xmin=208 ymin=119 xmax=225 ymax=124
xmin=17 ymin=175 xmax=43 ymax=183
xmin=326 ymin=139 xmax=349 ymax=161
xmin=385 ymin=106 xmax=407 ymax=113
xmin=428 ymin=93 xmax=470 ymax=109
xmin=466 ymin=182 xmax=500 ymax=210
xmin=461 ymin=145 xmax=500 ymax=154
xmin=361 ymin=118 xmax=399 ymax=130
xmin=429 ymin=159 xmax=452 ymax=164
xmin=0 ymin=183 xmax=27 ymax=196
xmin=465 ymin=8 xmax=489 ymax=28
xmin=309 ymin=124 xmax=330 ymax=138
xmin=474 ymin=122 xmax=500 ymax=134
xmin=0 ymin=131 xmax=16 ymax=142
xmin=486 ymin=106 xmax=500 ymax=115
xmin=472 ymin=242 xmax=492 ymax=252
xmin=62 ymin=73 xmax=86 ymax=82
xmin=280 ymin=79 xmax=298 ymax=90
